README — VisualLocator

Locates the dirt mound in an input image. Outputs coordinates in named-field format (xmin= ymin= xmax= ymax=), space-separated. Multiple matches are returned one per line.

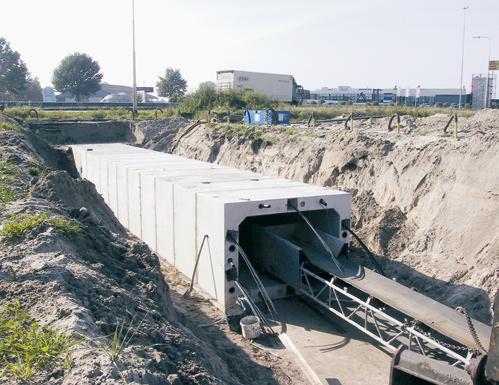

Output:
xmin=0 ymin=123 xmax=298 ymax=385
xmin=301 ymin=109 xmax=498 ymax=137
xmin=138 ymin=110 xmax=499 ymax=323
xmin=132 ymin=118 xmax=191 ymax=153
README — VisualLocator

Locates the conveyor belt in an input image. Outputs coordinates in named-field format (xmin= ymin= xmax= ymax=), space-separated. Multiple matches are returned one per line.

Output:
xmin=302 ymin=245 xmax=491 ymax=351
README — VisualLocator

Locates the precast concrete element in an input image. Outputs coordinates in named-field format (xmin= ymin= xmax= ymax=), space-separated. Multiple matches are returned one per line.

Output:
xmin=70 ymin=143 xmax=352 ymax=314
xmin=29 ymin=121 xmax=131 ymax=144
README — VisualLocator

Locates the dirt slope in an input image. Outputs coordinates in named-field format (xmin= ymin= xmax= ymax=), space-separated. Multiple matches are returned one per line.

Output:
xmin=135 ymin=110 xmax=499 ymax=323
xmin=0 ymin=119 xmax=300 ymax=385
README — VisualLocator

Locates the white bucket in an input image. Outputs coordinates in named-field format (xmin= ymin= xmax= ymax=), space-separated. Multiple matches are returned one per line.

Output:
xmin=240 ymin=315 xmax=261 ymax=339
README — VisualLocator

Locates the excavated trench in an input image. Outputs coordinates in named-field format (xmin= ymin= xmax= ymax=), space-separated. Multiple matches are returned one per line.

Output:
xmin=0 ymin=117 xmax=305 ymax=385
xmin=130 ymin=113 xmax=498 ymax=324
xmin=1 ymin=111 xmax=496 ymax=384
xmin=19 ymin=113 xmax=499 ymax=323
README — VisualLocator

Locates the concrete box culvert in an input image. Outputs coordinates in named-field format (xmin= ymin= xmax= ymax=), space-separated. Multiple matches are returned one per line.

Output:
xmin=70 ymin=143 xmax=352 ymax=316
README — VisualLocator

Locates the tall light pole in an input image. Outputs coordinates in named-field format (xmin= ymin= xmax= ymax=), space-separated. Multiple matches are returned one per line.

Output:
xmin=458 ymin=6 xmax=469 ymax=109
xmin=132 ymin=0 xmax=137 ymax=112
xmin=473 ymin=35 xmax=491 ymax=108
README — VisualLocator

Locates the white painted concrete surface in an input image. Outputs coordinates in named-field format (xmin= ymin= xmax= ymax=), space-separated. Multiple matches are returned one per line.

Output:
xmin=71 ymin=143 xmax=352 ymax=312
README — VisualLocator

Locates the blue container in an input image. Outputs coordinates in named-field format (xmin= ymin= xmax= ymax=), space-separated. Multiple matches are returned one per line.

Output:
xmin=244 ymin=109 xmax=291 ymax=125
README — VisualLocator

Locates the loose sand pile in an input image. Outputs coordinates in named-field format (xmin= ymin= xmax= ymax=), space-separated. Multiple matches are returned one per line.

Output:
xmin=136 ymin=110 xmax=499 ymax=323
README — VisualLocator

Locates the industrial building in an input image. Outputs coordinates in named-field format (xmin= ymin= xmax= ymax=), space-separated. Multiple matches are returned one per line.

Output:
xmin=471 ymin=73 xmax=496 ymax=109
xmin=216 ymin=70 xmax=304 ymax=103
xmin=309 ymin=86 xmax=465 ymax=105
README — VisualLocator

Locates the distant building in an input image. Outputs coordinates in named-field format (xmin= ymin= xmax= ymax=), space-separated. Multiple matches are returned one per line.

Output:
xmin=309 ymin=86 xmax=465 ymax=105
xmin=42 ymin=87 xmax=56 ymax=103
xmin=56 ymin=83 xmax=157 ymax=103
xmin=471 ymin=74 xmax=496 ymax=109
xmin=101 ymin=92 xmax=131 ymax=103
xmin=216 ymin=70 xmax=302 ymax=102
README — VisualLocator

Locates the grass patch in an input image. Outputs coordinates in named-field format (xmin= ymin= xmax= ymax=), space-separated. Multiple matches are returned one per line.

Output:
xmin=4 ymin=107 xmax=177 ymax=121
xmin=210 ymin=123 xmax=264 ymax=141
xmin=0 ymin=300 xmax=78 ymax=382
xmin=103 ymin=316 xmax=145 ymax=363
xmin=0 ymin=121 xmax=21 ymax=132
xmin=0 ymin=160 xmax=19 ymax=182
xmin=284 ymin=127 xmax=298 ymax=136
xmin=0 ymin=186 xmax=17 ymax=205
xmin=0 ymin=160 xmax=20 ymax=205
xmin=288 ymin=105 xmax=475 ymax=122
xmin=0 ymin=212 xmax=81 ymax=240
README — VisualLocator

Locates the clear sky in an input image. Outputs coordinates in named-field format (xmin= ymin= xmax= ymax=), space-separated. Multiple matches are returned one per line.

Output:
xmin=1 ymin=0 xmax=498 ymax=94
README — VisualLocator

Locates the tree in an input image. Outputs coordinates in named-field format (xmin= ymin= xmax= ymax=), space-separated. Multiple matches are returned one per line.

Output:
xmin=195 ymin=81 xmax=217 ymax=109
xmin=17 ymin=77 xmax=43 ymax=101
xmin=52 ymin=53 xmax=103 ymax=101
xmin=156 ymin=68 xmax=187 ymax=99
xmin=0 ymin=37 xmax=29 ymax=96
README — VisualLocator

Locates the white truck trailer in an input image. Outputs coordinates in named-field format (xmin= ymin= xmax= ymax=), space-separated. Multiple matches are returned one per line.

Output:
xmin=216 ymin=70 xmax=296 ymax=102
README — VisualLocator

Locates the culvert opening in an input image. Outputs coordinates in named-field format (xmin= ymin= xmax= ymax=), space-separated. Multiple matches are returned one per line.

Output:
xmin=236 ymin=208 xmax=343 ymax=304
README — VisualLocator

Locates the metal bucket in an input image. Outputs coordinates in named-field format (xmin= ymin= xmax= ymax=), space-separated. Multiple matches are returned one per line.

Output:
xmin=240 ymin=315 xmax=261 ymax=339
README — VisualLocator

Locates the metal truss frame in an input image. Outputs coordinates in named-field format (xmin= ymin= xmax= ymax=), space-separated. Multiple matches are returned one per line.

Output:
xmin=298 ymin=266 xmax=473 ymax=367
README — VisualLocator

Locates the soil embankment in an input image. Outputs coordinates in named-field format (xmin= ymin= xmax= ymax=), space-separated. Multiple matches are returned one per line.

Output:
xmin=135 ymin=111 xmax=499 ymax=323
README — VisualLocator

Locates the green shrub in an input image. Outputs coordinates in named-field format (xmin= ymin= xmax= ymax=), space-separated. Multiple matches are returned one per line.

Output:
xmin=0 ymin=300 xmax=78 ymax=382
xmin=0 ymin=213 xmax=81 ymax=240
xmin=0 ymin=186 xmax=17 ymax=204
xmin=4 ymin=107 xmax=175 ymax=121
xmin=0 ymin=161 xmax=20 ymax=204
xmin=27 ymin=162 xmax=47 ymax=177
xmin=284 ymin=127 xmax=298 ymax=136
xmin=287 ymin=105 xmax=475 ymax=122
xmin=178 ymin=88 xmax=274 ymax=115
xmin=0 ymin=121 xmax=21 ymax=132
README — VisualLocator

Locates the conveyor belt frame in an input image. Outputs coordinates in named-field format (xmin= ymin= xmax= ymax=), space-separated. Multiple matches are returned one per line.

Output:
xmin=298 ymin=266 xmax=473 ymax=367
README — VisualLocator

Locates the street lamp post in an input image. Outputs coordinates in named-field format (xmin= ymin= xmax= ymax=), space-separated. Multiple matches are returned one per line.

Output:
xmin=473 ymin=35 xmax=491 ymax=109
xmin=132 ymin=0 xmax=137 ymax=112
xmin=458 ymin=6 xmax=469 ymax=109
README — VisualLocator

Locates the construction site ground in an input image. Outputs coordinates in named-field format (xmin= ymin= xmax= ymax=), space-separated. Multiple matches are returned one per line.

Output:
xmin=0 ymin=109 xmax=497 ymax=384
xmin=162 ymin=260 xmax=391 ymax=385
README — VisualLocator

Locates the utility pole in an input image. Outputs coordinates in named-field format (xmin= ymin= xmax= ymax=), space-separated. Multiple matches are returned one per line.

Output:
xmin=132 ymin=0 xmax=137 ymax=112
xmin=473 ymin=35 xmax=491 ymax=108
xmin=458 ymin=6 xmax=469 ymax=109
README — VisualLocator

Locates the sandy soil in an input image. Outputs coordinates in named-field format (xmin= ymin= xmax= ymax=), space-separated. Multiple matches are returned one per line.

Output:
xmin=135 ymin=110 xmax=499 ymax=324
xmin=1 ymin=109 xmax=496 ymax=384
xmin=160 ymin=262 xmax=307 ymax=385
